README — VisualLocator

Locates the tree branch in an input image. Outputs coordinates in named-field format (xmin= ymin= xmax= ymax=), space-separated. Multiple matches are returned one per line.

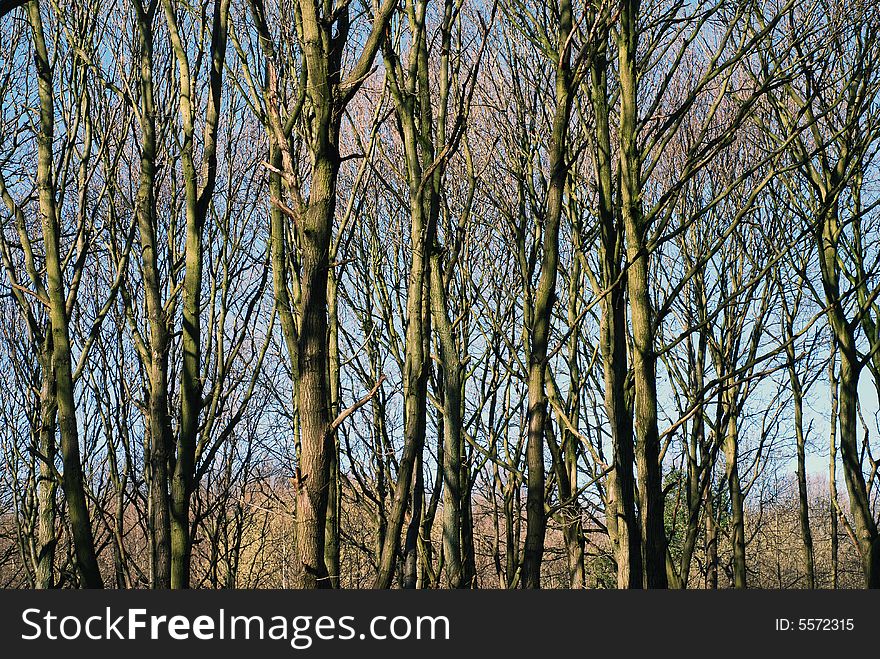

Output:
xmin=329 ymin=374 xmax=386 ymax=434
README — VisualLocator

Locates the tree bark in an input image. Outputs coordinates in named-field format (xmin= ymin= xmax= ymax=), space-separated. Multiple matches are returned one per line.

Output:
xmin=165 ymin=0 xmax=231 ymax=589
xmin=28 ymin=1 xmax=103 ymax=588
xmin=792 ymin=362 xmax=815 ymax=588
xmin=590 ymin=39 xmax=642 ymax=589
xmin=431 ymin=256 xmax=464 ymax=588
xmin=618 ymin=0 xmax=667 ymax=588
xmin=722 ymin=405 xmax=747 ymax=588
xmin=132 ymin=0 xmax=172 ymax=589
xmin=521 ymin=0 xmax=573 ymax=589
xmin=818 ymin=203 xmax=880 ymax=588
xmin=829 ymin=342 xmax=840 ymax=589
xmin=35 ymin=343 xmax=57 ymax=589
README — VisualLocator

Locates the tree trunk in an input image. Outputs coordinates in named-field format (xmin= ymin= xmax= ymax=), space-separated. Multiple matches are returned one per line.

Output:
xmin=167 ymin=0 xmax=230 ymax=589
xmin=590 ymin=40 xmax=642 ymax=589
xmin=818 ymin=205 xmax=880 ymax=588
xmin=133 ymin=1 xmax=172 ymax=589
xmin=723 ymin=408 xmax=747 ymax=588
xmin=403 ymin=452 xmax=424 ymax=589
xmin=829 ymin=343 xmax=839 ymax=589
xmin=792 ymin=370 xmax=815 ymax=588
xmin=837 ymin=348 xmax=879 ymax=586
xmin=522 ymin=0 xmax=573 ymax=589
xmin=431 ymin=255 xmax=464 ymax=588
xmin=28 ymin=1 xmax=103 ymax=589
xmin=294 ymin=151 xmax=336 ymax=588
xmin=705 ymin=488 xmax=718 ymax=589
xmin=35 ymin=345 xmax=57 ymax=589
xmin=461 ymin=469 xmax=477 ymax=587
xmin=325 ymin=269 xmax=341 ymax=588
xmin=618 ymin=0 xmax=667 ymax=588
xmin=374 ymin=3 xmax=435 ymax=587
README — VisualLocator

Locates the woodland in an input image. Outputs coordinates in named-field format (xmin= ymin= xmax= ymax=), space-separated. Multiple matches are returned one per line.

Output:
xmin=1 ymin=0 xmax=879 ymax=589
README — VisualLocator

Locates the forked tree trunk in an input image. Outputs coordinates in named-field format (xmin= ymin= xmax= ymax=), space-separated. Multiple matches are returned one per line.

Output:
xmin=165 ymin=0 xmax=231 ymax=589
xmin=590 ymin=39 xmax=642 ymax=589
xmin=818 ymin=205 xmax=880 ymax=588
xmin=374 ymin=0 xmax=435 ymax=588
